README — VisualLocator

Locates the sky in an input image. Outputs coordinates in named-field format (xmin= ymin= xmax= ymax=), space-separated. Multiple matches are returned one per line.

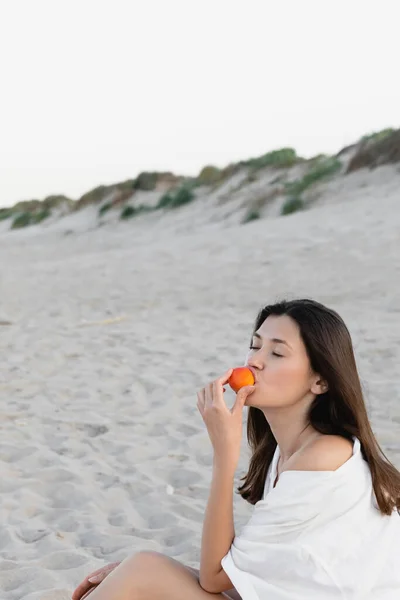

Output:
xmin=0 ymin=0 xmax=399 ymax=208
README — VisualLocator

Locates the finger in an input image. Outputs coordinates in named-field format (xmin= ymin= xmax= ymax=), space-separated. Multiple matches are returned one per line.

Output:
xmin=196 ymin=390 xmax=205 ymax=414
xmin=81 ymin=586 xmax=97 ymax=600
xmin=72 ymin=561 xmax=120 ymax=599
xmin=204 ymin=383 xmax=214 ymax=409
xmin=72 ymin=583 xmax=92 ymax=600
xmin=88 ymin=561 xmax=119 ymax=583
xmin=72 ymin=577 xmax=100 ymax=600
xmin=218 ymin=368 xmax=234 ymax=385
xmin=232 ymin=385 xmax=255 ymax=414
xmin=71 ymin=582 xmax=90 ymax=600
xmin=211 ymin=369 xmax=234 ymax=405
xmin=197 ymin=389 xmax=205 ymax=405
xmin=88 ymin=572 xmax=105 ymax=583
xmin=211 ymin=379 xmax=227 ymax=407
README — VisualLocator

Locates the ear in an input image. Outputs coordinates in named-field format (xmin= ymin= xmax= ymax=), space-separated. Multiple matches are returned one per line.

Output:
xmin=311 ymin=376 xmax=329 ymax=396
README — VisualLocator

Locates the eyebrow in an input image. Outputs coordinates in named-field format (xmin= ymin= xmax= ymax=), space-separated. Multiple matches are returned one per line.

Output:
xmin=252 ymin=332 xmax=292 ymax=349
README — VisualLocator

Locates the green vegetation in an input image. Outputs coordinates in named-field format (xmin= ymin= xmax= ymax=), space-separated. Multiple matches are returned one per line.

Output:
xmin=196 ymin=165 xmax=222 ymax=186
xmin=33 ymin=208 xmax=51 ymax=224
xmin=99 ymin=202 xmax=113 ymax=217
xmin=218 ymin=163 xmax=241 ymax=181
xmin=360 ymin=128 xmax=395 ymax=144
xmin=120 ymin=204 xmax=153 ymax=220
xmin=244 ymin=148 xmax=299 ymax=171
xmin=77 ymin=185 xmax=109 ymax=209
xmin=157 ymin=192 xmax=174 ymax=209
xmin=280 ymin=156 xmax=341 ymax=216
xmin=281 ymin=196 xmax=304 ymax=216
xmin=10 ymin=208 xmax=51 ymax=229
xmin=11 ymin=199 xmax=42 ymax=213
xmin=0 ymin=208 xmax=13 ymax=221
xmin=285 ymin=156 xmax=341 ymax=197
xmin=156 ymin=185 xmax=195 ymax=209
xmin=120 ymin=205 xmax=137 ymax=220
xmin=242 ymin=209 xmax=261 ymax=224
xmin=173 ymin=186 xmax=195 ymax=207
xmin=42 ymin=195 xmax=73 ymax=210
xmin=114 ymin=179 xmax=136 ymax=192
xmin=11 ymin=212 xmax=33 ymax=229
xmin=3 ymin=127 xmax=397 ymax=230
xmin=133 ymin=172 xmax=158 ymax=191
xmin=347 ymin=128 xmax=399 ymax=173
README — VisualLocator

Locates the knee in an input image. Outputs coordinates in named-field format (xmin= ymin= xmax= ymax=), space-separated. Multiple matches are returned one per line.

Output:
xmin=125 ymin=550 xmax=164 ymax=569
xmin=115 ymin=551 xmax=163 ymax=581
xmin=131 ymin=550 xmax=163 ymax=560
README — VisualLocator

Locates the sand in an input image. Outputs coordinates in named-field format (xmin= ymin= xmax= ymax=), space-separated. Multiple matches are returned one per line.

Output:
xmin=1 ymin=169 xmax=400 ymax=599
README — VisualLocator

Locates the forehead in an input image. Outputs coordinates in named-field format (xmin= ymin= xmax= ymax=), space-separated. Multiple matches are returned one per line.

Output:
xmin=254 ymin=314 xmax=301 ymax=344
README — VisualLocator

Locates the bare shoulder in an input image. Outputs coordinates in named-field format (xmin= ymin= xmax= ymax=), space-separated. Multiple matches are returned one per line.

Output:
xmin=287 ymin=435 xmax=354 ymax=472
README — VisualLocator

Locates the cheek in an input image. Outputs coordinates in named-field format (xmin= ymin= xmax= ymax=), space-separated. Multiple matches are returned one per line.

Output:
xmin=248 ymin=363 xmax=309 ymax=406
xmin=266 ymin=360 xmax=308 ymax=387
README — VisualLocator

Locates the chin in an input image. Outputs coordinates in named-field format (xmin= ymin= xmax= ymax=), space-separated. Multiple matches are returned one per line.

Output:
xmin=245 ymin=392 xmax=278 ymax=409
xmin=244 ymin=395 xmax=258 ymax=407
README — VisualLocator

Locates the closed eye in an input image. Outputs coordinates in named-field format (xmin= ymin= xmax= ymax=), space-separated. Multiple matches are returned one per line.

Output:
xmin=249 ymin=346 xmax=283 ymax=357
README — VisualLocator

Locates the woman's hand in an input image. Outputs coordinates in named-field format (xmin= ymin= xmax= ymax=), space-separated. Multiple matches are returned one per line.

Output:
xmin=196 ymin=368 xmax=255 ymax=473
xmin=71 ymin=561 xmax=121 ymax=600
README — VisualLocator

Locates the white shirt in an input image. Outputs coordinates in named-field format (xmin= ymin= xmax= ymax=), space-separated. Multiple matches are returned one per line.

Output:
xmin=221 ymin=436 xmax=400 ymax=599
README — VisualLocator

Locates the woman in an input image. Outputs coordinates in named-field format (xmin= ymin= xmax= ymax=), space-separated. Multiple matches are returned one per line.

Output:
xmin=72 ymin=298 xmax=400 ymax=600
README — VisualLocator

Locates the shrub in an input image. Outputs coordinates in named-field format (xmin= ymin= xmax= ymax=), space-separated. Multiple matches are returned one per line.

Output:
xmin=116 ymin=179 xmax=136 ymax=192
xmin=242 ymin=209 xmax=261 ymax=224
xmin=99 ymin=202 xmax=113 ymax=217
xmin=76 ymin=185 xmax=110 ymax=210
xmin=360 ymin=128 xmax=395 ymax=144
xmin=219 ymin=163 xmax=241 ymax=180
xmin=42 ymin=195 xmax=73 ymax=210
xmin=133 ymin=172 xmax=158 ymax=191
xmin=11 ymin=212 xmax=33 ymax=229
xmin=285 ymin=156 xmax=341 ymax=197
xmin=157 ymin=192 xmax=174 ymax=209
xmin=156 ymin=186 xmax=195 ymax=209
xmin=281 ymin=196 xmax=304 ymax=216
xmin=32 ymin=209 xmax=51 ymax=224
xmin=120 ymin=205 xmax=137 ymax=220
xmin=12 ymin=199 xmax=42 ymax=213
xmin=196 ymin=165 xmax=221 ymax=186
xmin=120 ymin=204 xmax=153 ymax=220
xmin=244 ymin=148 xmax=298 ymax=171
xmin=170 ymin=186 xmax=194 ymax=208
xmin=308 ymin=153 xmax=328 ymax=163
xmin=0 ymin=208 xmax=13 ymax=221
xmin=347 ymin=128 xmax=400 ymax=173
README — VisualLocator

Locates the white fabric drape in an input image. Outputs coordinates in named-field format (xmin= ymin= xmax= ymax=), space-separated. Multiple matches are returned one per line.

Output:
xmin=221 ymin=436 xmax=400 ymax=599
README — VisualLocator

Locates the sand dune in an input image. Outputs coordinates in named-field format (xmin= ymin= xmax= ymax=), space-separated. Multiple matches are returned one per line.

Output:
xmin=1 ymin=164 xmax=400 ymax=598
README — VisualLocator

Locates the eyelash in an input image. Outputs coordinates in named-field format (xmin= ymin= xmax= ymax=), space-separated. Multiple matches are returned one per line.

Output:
xmin=249 ymin=346 xmax=283 ymax=357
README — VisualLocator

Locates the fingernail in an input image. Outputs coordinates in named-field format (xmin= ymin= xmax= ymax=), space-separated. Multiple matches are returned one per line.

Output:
xmin=88 ymin=576 xmax=100 ymax=583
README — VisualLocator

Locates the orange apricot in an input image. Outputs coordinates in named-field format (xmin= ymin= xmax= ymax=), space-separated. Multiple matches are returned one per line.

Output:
xmin=228 ymin=367 xmax=255 ymax=393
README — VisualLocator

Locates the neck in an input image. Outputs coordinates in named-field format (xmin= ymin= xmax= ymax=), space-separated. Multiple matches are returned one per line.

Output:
xmin=262 ymin=404 xmax=317 ymax=461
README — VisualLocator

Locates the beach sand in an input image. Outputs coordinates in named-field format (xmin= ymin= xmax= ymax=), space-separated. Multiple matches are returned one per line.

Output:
xmin=1 ymin=180 xmax=400 ymax=599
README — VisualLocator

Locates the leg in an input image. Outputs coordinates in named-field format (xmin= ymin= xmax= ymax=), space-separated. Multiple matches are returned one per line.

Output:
xmin=85 ymin=551 xmax=242 ymax=600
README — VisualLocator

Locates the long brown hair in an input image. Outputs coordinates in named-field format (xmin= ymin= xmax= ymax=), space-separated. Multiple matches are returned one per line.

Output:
xmin=237 ymin=298 xmax=400 ymax=516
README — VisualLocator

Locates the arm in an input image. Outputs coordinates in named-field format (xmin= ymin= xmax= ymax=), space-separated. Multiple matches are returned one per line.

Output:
xmin=199 ymin=460 xmax=236 ymax=594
